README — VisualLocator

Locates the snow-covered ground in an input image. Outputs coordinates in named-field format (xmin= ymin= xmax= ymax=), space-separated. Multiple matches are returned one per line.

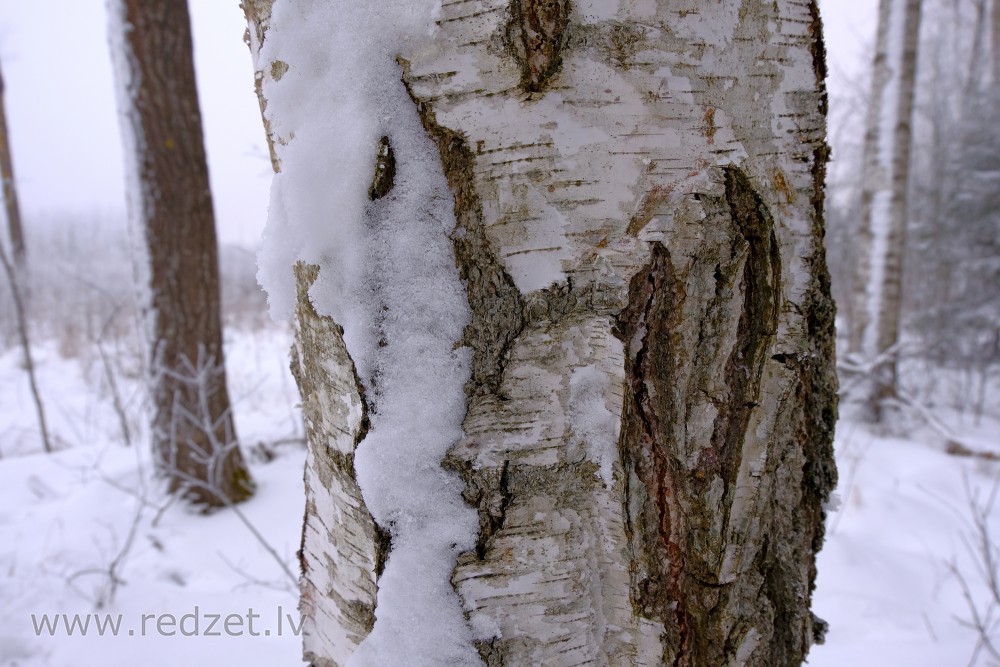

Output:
xmin=0 ymin=327 xmax=308 ymax=666
xmin=810 ymin=394 xmax=1000 ymax=666
xmin=1 ymin=325 xmax=997 ymax=666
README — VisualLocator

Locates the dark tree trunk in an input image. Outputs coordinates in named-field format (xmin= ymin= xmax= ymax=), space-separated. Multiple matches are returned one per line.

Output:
xmin=0 ymin=58 xmax=25 ymax=268
xmin=113 ymin=0 xmax=253 ymax=506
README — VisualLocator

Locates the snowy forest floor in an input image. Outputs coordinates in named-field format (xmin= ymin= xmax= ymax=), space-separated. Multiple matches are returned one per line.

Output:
xmin=0 ymin=324 xmax=997 ymax=666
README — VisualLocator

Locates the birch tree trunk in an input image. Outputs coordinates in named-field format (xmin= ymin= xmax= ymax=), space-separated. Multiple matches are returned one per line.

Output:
xmin=848 ymin=0 xmax=894 ymax=359
xmin=848 ymin=0 xmax=923 ymax=417
xmin=244 ymin=1 xmax=837 ymax=664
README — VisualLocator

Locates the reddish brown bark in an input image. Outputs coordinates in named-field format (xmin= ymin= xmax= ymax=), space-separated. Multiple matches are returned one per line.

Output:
xmin=118 ymin=0 xmax=253 ymax=505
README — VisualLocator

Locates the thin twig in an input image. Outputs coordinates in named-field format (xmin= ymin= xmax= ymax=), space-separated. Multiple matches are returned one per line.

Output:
xmin=0 ymin=236 xmax=52 ymax=452
xmin=154 ymin=348 xmax=296 ymax=588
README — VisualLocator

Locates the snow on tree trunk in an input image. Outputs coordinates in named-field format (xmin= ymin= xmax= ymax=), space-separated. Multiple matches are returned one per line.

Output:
xmin=109 ymin=0 xmax=254 ymax=506
xmin=848 ymin=0 xmax=922 ymax=416
xmin=244 ymin=0 xmax=837 ymax=665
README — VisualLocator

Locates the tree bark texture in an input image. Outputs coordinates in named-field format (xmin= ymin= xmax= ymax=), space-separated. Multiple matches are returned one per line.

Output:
xmin=245 ymin=0 xmax=837 ymax=664
xmin=113 ymin=0 xmax=253 ymax=506
xmin=0 ymin=58 xmax=25 ymax=268
xmin=290 ymin=262 xmax=385 ymax=663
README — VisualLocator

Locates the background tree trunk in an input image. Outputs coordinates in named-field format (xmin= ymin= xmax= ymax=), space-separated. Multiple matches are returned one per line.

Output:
xmin=873 ymin=0 xmax=923 ymax=411
xmin=0 ymin=57 xmax=25 ymax=269
xmin=848 ymin=0 xmax=923 ymax=418
xmin=110 ymin=0 xmax=253 ymax=506
xmin=849 ymin=0 xmax=895 ymax=359
xmin=245 ymin=0 xmax=837 ymax=664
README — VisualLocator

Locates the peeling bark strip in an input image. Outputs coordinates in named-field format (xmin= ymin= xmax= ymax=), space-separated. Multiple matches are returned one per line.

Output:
xmin=504 ymin=0 xmax=571 ymax=92
xmin=290 ymin=263 xmax=384 ymax=665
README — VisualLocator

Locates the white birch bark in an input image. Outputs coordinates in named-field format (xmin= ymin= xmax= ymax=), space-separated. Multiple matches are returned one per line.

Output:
xmin=848 ymin=0 xmax=895 ymax=359
xmin=290 ymin=263 xmax=384 ymax=666
xmin=848 ymin=0 xmax=922 ymax=414
xmin=244 ymin=1 xmax=837 ymax=665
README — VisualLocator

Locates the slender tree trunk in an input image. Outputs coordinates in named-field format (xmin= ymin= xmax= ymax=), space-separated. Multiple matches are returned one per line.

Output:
xmin=849 ymin=0 xmax=894 ymax=358
xmin=110 ymin=0 xmax=253 ymax=506
xmin=874 ymin=0 xmax=923 ymax=408
xmin=849 ymin=0 xmax=923 ymax=418
xmin=245 ymin=1 xmax=837 ymax=664
xmin=959 ymin=0 xmax=989 ymax=101
xmin=0 ymin=239 xmax=50 ymax=453
xmin=0 ymin=58 xmax=25 ymax=269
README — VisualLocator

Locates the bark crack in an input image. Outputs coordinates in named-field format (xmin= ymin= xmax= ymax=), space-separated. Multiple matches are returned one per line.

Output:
xmin=616 ymin=242 xmax=693 ymax=664
xmin=400 ymin=58 xmax=526 ymax=397
xmin=617 ymin=169 xmax=787 ymax=666
xmin=631 ymin=248 xmax=693 ymax=667
xmin=368 ymin=135 xmax=396 ymax=201
xmin=711 ymin=166 xmax=781 ymax=498
xmin=503 ymin=0 xmax=572 ymax=93
xmin=449 ymin=457 xmax=515 ymax=561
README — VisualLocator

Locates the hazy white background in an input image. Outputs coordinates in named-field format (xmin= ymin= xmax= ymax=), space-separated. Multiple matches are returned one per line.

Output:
xmin=0 ymin=0 xmax=876 ymax=247
xmin=0 ymin=1 xmax=270 ymax=246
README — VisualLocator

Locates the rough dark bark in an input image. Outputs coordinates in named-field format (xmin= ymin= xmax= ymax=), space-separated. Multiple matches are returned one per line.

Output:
xmin=504 ymin=0 xmax=572 ymax=93
xmin=116 ymin=0 xmax=253 ymax=506
xmin=613 ymin=167 xmax=836 ymax=665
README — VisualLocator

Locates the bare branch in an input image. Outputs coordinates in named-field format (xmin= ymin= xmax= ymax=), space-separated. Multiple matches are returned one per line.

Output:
xmin=0 ymin=234 xmax=52 ymax=453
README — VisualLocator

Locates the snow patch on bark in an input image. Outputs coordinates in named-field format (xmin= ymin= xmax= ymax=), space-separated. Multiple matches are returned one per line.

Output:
xmin=253 ymin=1 xmax=480 ymax=665
xmin=569 ymin=364 xmax=618 ymax=487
